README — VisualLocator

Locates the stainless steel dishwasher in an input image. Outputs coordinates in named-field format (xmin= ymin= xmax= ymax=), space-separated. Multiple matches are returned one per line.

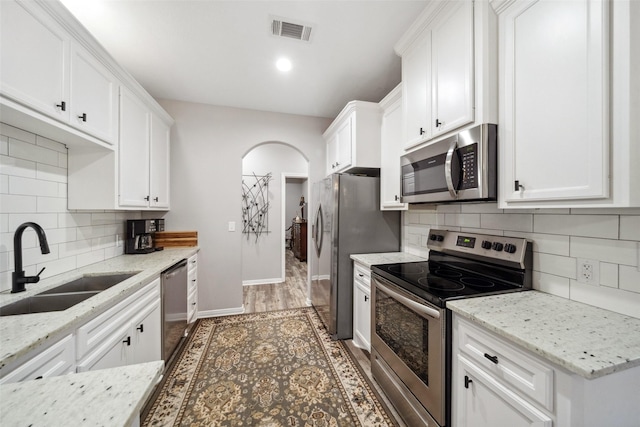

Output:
xmin=162 ymin=259 xmax=188 ymax=362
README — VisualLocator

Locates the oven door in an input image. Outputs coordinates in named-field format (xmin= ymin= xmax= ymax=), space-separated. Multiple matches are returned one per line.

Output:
xmin=371 ymin=273 xmax=447 ymax=426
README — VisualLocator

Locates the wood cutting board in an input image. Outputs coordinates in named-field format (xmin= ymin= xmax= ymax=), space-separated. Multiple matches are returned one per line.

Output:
xmin=154 ymin=231 xmax=198 ymax=247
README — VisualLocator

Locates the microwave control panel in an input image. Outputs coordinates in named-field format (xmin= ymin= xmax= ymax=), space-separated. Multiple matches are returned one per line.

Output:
xmin=458 ymin=143 xmax=478 ymax=190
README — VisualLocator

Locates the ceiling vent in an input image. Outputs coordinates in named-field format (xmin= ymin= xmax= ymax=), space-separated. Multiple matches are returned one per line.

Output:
xmin=271 ymin=17 xmax=312 ymax=42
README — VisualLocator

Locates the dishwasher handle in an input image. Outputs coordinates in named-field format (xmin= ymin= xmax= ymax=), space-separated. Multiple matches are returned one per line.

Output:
xmin=163 ymin=259 xmax=188 ymax=279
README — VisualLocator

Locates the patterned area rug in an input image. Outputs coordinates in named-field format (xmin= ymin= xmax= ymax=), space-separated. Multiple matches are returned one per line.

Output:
xmin=143 ymin=307 xmax=398 ymax=426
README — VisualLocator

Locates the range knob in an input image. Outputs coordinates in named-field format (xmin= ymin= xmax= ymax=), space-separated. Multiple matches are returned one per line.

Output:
xmin=504 ymin=243 xmax=517 ymax=254
xmin=492 ymin=242 xmax=504 ymax=252
xmin=481 ymin=240 xmax=492 ymax=250
xmin=436 ymin=235 xmax=444 ymax=242
xmin=429 ymin=234 xmax=438 ymax=241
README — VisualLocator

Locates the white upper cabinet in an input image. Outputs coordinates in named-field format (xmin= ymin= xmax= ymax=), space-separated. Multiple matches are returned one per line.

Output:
xmin=379 ymin=84 xmax=407 ymax=210
xmin=495 ymin=0 xmax=640 ymax=208
xmin=69 ymin=44 xmax=119 ymax=145
xmin=0 ymin=0 xmax=69 ymax=122
xmin=149 ymin=114 xmax=171 ymax=209
xmin=0 ymin=0 xmax=118 ymax=147
xmin=431 ymin=1 xmax=475 ymax=137
xmin=324 ymin=101 xmax=381 ymax=176
xmin=397 ymin=0 xmax=492 ymax=150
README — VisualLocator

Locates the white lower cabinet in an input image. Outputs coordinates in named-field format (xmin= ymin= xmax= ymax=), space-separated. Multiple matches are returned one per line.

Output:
xmin=187 ymin=253 xmax=198 ymax=324
xmin=0 ymin=334 xmax=75 ymax=384
xmin=77 ymin=278 xmax=161 ymax=372
xmin=453 ymin=314 xmax=640 ymax=427
xmin=352 ymin=261 xmax=371 ymax=352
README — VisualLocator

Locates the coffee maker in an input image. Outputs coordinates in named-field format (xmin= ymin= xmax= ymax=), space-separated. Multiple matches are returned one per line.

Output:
xmin=125 ymin=219 xmax=164 ymax=254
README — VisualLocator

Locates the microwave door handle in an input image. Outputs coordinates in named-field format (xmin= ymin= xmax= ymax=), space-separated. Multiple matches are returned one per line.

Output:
xmin=445 ymin=138 xmax=458 ymax=199
xmin=375 ymin=280 xmax=441 ymax=320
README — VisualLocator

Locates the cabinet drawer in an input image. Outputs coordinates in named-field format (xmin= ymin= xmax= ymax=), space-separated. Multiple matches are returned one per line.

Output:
xmin=187 ymin=253 xmax=198 ymax=272
xmin=354 ymin=263 xmax=371 ymax=284
xmin=188 ymin=267 xmax=197 ymax=293
xmin=457 ymin=317 xmax=554 ymax=411
xmin=0 ymin=334 xmax=75 ymax=384
xmin=76 ymin=278 xmax=160 ymax=359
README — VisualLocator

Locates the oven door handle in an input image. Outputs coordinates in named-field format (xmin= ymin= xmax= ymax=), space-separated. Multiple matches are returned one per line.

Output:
xmin=444 ymin=138 xmax=458 ymax=199
xmin=376 ymin=280 xmax=441 ymax=320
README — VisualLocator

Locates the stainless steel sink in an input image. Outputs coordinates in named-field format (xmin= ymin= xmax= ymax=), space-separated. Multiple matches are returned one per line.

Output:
xmin=0 ymin=272 xmax=139 ymax=317
xmin=0 ymin=292 xmax=99 ymax=316
xmin=38 ymin=273 xmax=138 ymax=295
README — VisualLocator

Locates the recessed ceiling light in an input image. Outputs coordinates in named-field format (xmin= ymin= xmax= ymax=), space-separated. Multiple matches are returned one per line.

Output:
xmin=276 ymin=58 xmax=292 ymax=72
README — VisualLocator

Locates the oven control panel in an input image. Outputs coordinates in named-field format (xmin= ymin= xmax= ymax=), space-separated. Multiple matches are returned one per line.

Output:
xmin=427 ymin=229 xmax=530 ymax=269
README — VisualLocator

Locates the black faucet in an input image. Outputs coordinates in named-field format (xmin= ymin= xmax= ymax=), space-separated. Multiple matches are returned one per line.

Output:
xmin=12 ymin=222 xmax=50 ymax=293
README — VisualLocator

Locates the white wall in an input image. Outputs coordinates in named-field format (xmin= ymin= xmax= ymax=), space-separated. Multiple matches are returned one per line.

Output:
xmin=403 ymin=203 xmax=640 ymax=318
xmin=0 ymin=123 xmax=141 ymax=293
xmin=241 ymin=143 xmax=307 ymax=284
xmin=159 ymin=99 xmax=330 ymax=315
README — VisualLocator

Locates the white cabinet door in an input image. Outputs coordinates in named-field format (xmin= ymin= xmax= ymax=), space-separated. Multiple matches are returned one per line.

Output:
xmin=0 ymin=0 xmax=69 ymax=121
xmin=335 ymin=116 xmax=352 ymax=171
xmin=353 ymin=281 xmax=371 ymax=352
xmin=69 ymin=43 xmax=118 ymax=145
xmin=326 ymin=134 xmax=339 ymax=175
xmin=499 ymin=0 xmax=609 ymax=204
xmin=76 ymin=325 xmax=130 ymax=373
xmin=456 ymin=356 xmax=552 ymax=427
xmin=149 ymin=114 xmax=170 ymax=209
xmin=402 ymin=32 xmax=431 ymax=149
xmin=380 ymin=86 xmax=407 ymax=210
xmin=130 ymin=299 xmax=162 ymax=365
xmin=0 ymin=334 xmax=75 ymax=384
xmin=119 ymin=87 xmax=151 ymax=208
xmin=432 ymin=0 xmax=474 ymax=136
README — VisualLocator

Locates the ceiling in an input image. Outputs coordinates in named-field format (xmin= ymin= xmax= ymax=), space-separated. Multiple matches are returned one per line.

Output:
xmin=60 ymin=0 xmax=429 ymax=119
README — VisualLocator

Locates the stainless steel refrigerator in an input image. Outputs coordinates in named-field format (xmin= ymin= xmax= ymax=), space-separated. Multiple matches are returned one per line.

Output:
xmin=310 ymin=173 xmax=400 ymax=340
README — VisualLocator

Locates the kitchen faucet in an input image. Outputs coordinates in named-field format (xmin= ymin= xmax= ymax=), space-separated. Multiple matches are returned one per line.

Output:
xmin=12 ymin=222 xmax=50 ymax=293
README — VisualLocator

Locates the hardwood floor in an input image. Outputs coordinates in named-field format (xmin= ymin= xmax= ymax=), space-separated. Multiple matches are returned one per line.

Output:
xmin=243 ymin=249 xmax=308 ymax=313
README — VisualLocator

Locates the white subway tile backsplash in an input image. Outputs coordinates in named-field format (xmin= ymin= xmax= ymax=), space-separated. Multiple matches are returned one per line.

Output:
xmin=533 ymin=271 xmax=570 ymax=298
xmin=0 ymin=214 xmax=7 ymax=233
xmin=36 ymin=163 xmax=67 ymax=183
xmin=1 ymin=194 xmax=37 ymax=213
xmin=37 ymin=256 xmax=77 ymax=280
xmin=0 ymin=252 xmax=9 ymax=272
xmin=91 ymin=212 xmax=116 ymax=225
xmin=481 ymin=213 xmax=533 ymax=232
xmin=460 ymin=202 xmax=502 ymax=214
xmin=8 ymin=213 xmax=58 ymax=230
xmin=9 ymin=176 xmax=58 ymax=197
xmin=0 ymin=155 xmax=36 ymax=178
xmin=570 ymin=237 xmax=637 ymax=266
xmin=419 ymin=212 xmax=438 ymax=225
xmin=619 ymin=265 xmax=640 ymax=293
xmin=77 ymin=225 xmax=106 ymax=240
xmin=460 ymin=227 xmax=504 ymax=236
xmin=533 ymin=252 xmax=577 ymax=279
xmin=58 ymin=240 xmax=91 ymax=258
xmin=35 ymin=135 xmax=66 ymax=153
xmin=37 ymin=196 xmax=68 ymax=213
xmin=435 ymin=204 xmax=461 ymax=213
xmin=58 ymin=212 xmax=93 ymax=228
xmin=0 ymin=123 xmax=36 ymax=144
xmin=77 ymin=249 xmax=106 ymax=268
xmin=444 ymin=213 xmax=480 ymax=228
xmin=599 ymin=262 xmax=618 ymax=288
xmin=0 ymin=135 xmax=8 ymax=155
xmin=0 ymin=175 xmax=8 ymax=194
xmin=9 ymin=139 xmax=59 ymax=167
xmin=506 ymin=231 xmax=570 ymax=256
xmin=570 ymin=281 xmax=640 ymax=319
xmin=620 ymin=216 xmax=640 ymax=241
xmin=407 ymin=212 xmax=421 ymax=224
xmin=534 ymin=214 xmax=618 ymax=239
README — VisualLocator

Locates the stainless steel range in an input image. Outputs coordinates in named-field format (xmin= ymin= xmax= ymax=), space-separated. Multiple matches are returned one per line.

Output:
xmin=370 ymin=230 xmax=532 ymax=427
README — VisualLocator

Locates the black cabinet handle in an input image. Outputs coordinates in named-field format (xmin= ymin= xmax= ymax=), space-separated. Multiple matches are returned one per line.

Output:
xmin=484 ymin=353 xmax=499 ymax=364
xmin=154 ymin=197 xmax=159 ymax=202
xmin=56 ymin=101 xmax=66 ymax=111
xmin=192 ymin=302 xmax=197 ymax=306
xmin=144 ymin=195 xmax=150 ymax=201
xmin=419 ymin=127 xmax=425 ymax=135
xmin=78 ymin=113 xmax=87 ymax=122
xmin=364 ymin=295 xmax=369 ymax=302
xmin=515 ymin=180 xmax=524 ymax=191
xmin=464 ymin=375 xmax=473 ymax=389
xmin=435 ymin=119 xmax=442 ymax=127
xmin=137 ymin=324 xmax=144 ymax=333
xmin=35 ymin=375 xmax=43 ymax=380
xmin=123 ymin=336 xmax=131 ymax=346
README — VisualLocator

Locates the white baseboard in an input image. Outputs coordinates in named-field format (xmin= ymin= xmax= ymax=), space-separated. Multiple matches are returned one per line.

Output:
xmin=306 ymin=298 xmax=312 ymax=306
xmin=197 ymin=306 xmax=245 ymax=318
xmin=242 ymin=277 xmax=284 ymax=286
xmin=310 ymin=274 xmax=330 ymax=281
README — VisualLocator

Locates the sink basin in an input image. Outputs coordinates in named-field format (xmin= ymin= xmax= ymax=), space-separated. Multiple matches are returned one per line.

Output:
xmin=38 ymin=273 xmax=138 ymax=295
xmin=0 ymin=292 xmax=99 ymax=316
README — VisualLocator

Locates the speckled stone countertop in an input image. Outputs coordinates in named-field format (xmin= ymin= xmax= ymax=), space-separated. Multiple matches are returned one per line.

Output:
xmin=447 ymin=291 xmax=640 ymax=379
xmin=350 ymin=252 xmax=427 ymax=268
xmin=0 ymin=247 xmax=198 ymax=372
xmin=0 ymin=360 xmax=163 ymax=426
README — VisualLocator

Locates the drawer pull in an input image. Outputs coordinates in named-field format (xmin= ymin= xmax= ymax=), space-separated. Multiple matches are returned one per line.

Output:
xmin=137 ymin=324 xmax=144 ymax=333
xmin=358 ymin=273 xmax=364 ymax=277
xmin=364 ymin=295 xmax=369 ymax=302
xmin=123 ymin=336 xmax=131 ymax=346
xmin=484 ymin=353 xmax=499 ymax=364
xmin=464 ymin=375 xmax=472 ymax=389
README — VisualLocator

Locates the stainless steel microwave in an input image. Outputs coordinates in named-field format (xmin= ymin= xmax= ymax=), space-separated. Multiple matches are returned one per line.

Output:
xmin=401 ymin=124 xmax=497 ymax=204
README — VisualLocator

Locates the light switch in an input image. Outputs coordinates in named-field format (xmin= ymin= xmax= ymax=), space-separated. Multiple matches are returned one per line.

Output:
xmin=228 ymin=221 xmax=236 ymax=232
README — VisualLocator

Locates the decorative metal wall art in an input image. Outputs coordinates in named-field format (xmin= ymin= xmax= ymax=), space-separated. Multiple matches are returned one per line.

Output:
xmin=242 ymin=172 xmax=272 ymax=241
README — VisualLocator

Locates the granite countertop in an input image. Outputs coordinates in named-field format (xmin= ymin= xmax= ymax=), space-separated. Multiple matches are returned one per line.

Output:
xmin=350 ymin=252 xmax=427 ymax=268
xmin=447 ymin=291 xmax=640 ymax=379
xmin=0 ymin=360 xmax=163 ymax=426
xmin=0 ymin=247 xmax=198 ymax=371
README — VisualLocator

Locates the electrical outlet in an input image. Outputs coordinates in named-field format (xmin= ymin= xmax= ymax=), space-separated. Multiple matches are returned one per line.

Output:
xmin=577 ymin=258 xmax=599 ymax=285
xmin=228 ymin=221 xmax=236 ymax=232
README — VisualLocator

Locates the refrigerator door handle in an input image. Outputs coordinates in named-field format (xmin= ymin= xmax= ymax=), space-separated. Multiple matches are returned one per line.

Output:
xmin=314 ymin=204 xmax=323 ymax=256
